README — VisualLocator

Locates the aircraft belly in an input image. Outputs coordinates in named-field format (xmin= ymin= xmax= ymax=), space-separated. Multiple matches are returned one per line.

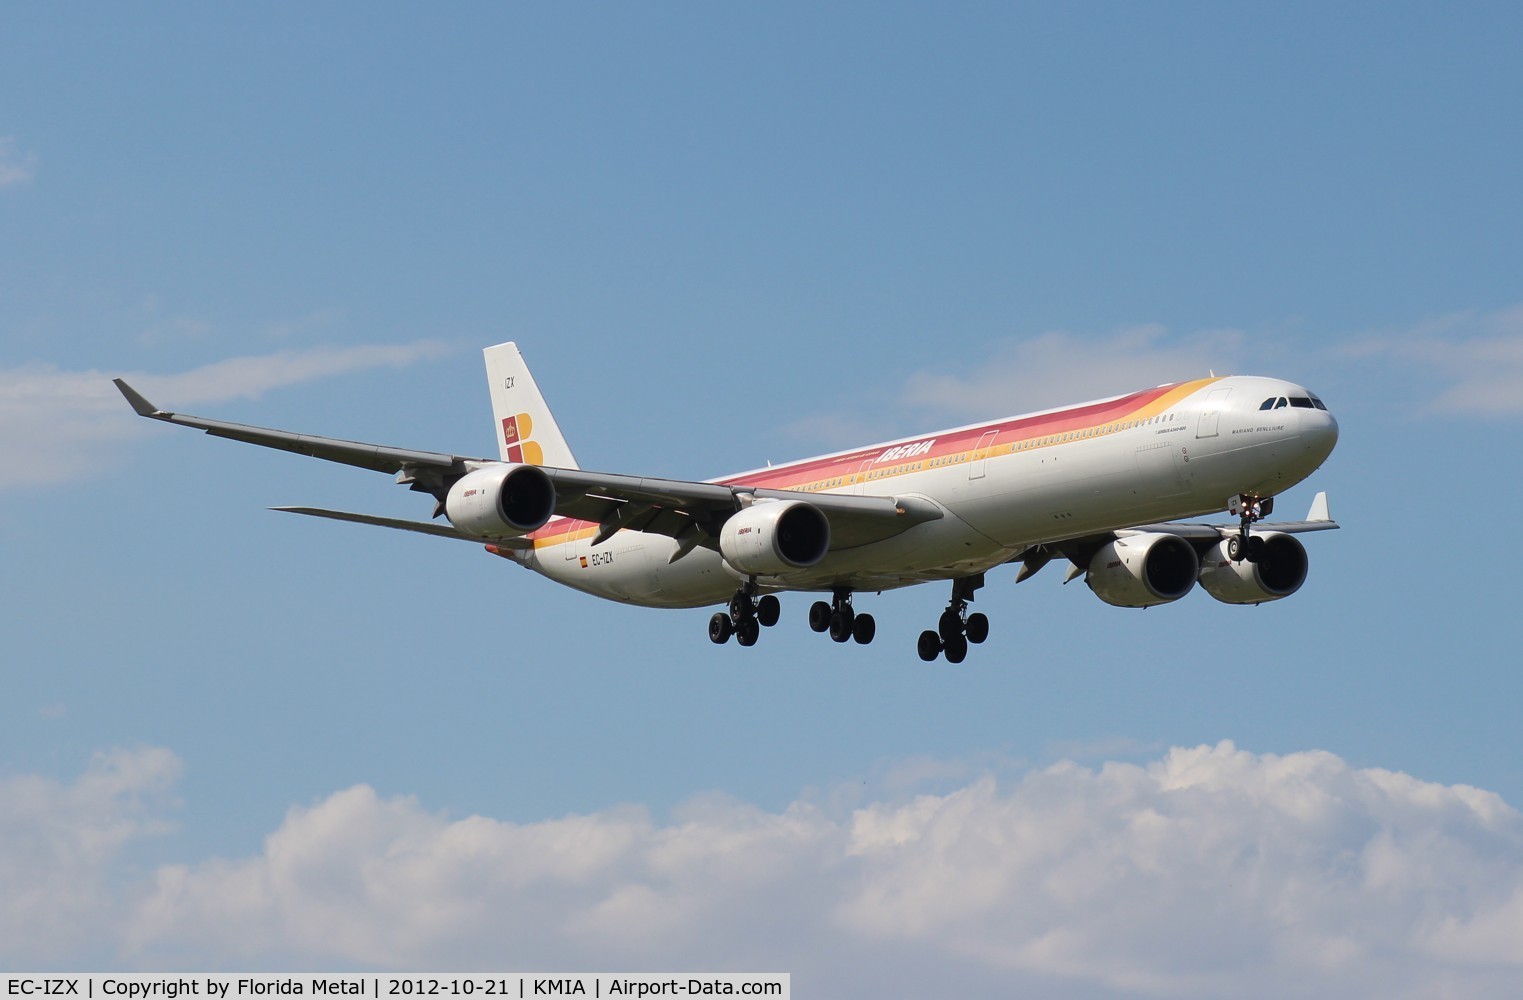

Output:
xmin=531 ymin=535 xmax=732 ymax=609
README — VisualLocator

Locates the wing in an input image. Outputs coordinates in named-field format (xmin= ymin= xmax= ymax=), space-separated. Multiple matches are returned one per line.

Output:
xmin=116 ymin=381 xmax=942 ymax=552
xmin=1015 ymin=492 xmax=1339 ymax=582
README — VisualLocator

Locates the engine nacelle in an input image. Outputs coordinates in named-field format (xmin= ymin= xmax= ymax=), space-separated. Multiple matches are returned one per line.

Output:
xmin=445 ymin=464 xmax=556 ymax=539
xmin=1086 ymin=533 xmax=1199 ymax=608
xmin=719 ymin=500 xmax=830 ymax=576
xmin=1198 ymin=531 xmax=1308 ymax=605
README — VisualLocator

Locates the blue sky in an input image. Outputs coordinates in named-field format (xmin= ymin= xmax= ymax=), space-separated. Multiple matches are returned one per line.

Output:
xmin=4 ymin=4 xmax=1523 ymax=994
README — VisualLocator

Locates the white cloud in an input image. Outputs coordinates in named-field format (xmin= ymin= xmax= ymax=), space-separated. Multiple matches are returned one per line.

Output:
xmin=781 ymin=325 xmax=1246 ymax=446
xmin=8 ymin=742 xmax=1523 ymax=994
xmin=0 ymin=136 xmax=37 ymax=187
xmin=1341 ymin=303 xmax=1523 ymax=416
xmin=0 ymin=747 xmax=180 ymax=962
xmin=0 ymin=342 xmax=450 ymax=491
xmin=900 ymin=325 xmax=1247 ymax=422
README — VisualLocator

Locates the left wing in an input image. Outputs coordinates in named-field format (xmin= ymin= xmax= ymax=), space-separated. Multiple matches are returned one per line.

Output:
xmin=116 ymin=381 xmax=943 ymax=552
xmin=1015 ymin=492 xmax=1339 ymax=582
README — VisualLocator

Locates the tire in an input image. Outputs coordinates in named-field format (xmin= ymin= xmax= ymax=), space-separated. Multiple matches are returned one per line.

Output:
xmin=938 ymin=609 xmax=964 ymax=643
xmin=1228 ymin=535 xmax=1246 ymax=561
xmin=708 ymin=613 xmax=733 ymax=645
xmin=737 ymin=617 xmax=760 ymax=647
xmin=965 ymin=612 xmax=989 ymax=645
xmin=729 ymin=593 xmax=753 ymax=620
xmin=944 ymin=633 xmax=969 ymax=664
xmin=756 ymin=595 xmax=781 ymax=627
xmin=852 ymin=613 xmax=876 ymax=645
xmin=808 ymin=601 xmax=832 ymax=633
xmin=829 ymin=608 xmax=855 ymax=643
xmin=1248 ymin=536 xmax=1267 ymax=563
xmin=917 ymin=630 xmax=942 ymax=662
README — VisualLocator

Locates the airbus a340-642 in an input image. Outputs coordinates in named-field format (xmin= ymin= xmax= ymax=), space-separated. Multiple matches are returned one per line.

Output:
xmin=116 ymin=342 xmax=1338 ymax=662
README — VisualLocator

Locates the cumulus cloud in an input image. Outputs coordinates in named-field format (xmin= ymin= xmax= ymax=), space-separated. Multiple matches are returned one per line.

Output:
xmin=0 ymin=747 xmax=181 ymax=962
xmin=1342 ymin=303 xmax=1523 ymax=417
xmin=0 ymin=342 xmax=450 ymax=490
xmin=900 ymin=325 xmax=1247 ymax=423
xmin=0 ymin=136 xmax=37 ymax=187
xmin=782 ymin=325 xmax=1246 ymax=447
xmin=8 ymin=742 xmax=1523 ymax=994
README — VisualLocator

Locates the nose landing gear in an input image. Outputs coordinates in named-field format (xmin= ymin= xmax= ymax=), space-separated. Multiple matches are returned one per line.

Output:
xmin=708 ymin=582 xmax=782 ymax=647
xmin=1227 ymin=494 xmax=1274 ymax=562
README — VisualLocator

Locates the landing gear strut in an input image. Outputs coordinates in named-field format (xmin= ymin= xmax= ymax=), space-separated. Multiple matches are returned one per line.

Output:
xmin=808 ymin=589 xmax=875 ymax=645
xmin=918 ymin=575 xmax=989 ymax=663
xmin=1227 ymin=494 xmax=1273 ymax=563
xmin=708 ymin=581 xmax=781 ymax=647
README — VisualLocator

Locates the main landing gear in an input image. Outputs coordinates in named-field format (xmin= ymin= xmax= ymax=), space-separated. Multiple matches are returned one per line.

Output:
xmin=917 ymin=576 xmax=989 ymax=664
xmin=708 ymin=583 xmax=781 ymax=647
xmin=1226 ymin=494 xmax=1274 ymax=563
xmin=808 ymin=589 xmax=876 ymax=645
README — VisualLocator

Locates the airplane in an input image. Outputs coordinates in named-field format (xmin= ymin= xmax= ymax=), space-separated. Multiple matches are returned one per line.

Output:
xmin=114 ymin=342 xmax=1339 ymax=662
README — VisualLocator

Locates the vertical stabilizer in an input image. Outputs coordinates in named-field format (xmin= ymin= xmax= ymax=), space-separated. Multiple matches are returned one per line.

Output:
xmin=483 ymin=342 xmax=580 ymax=469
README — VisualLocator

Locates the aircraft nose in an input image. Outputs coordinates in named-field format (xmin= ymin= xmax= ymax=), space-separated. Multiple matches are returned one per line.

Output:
xmin=1302 ymin=407 xmax=1339 ymax=462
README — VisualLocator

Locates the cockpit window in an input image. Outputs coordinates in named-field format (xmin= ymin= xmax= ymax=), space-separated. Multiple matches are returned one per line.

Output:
xmin=1289 ymin=397 xmax=1314 ymax=408
xmin=1309 ymin=395 xmax=1327 ymax=410
xmin=1273 ymin=397 xmax=1288 ymax=409
xmin=1259 ymin=398 xmax=1276 ymax=410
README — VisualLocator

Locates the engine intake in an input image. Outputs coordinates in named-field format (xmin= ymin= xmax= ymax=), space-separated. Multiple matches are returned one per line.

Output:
xmin=1086 ymin=533 xmax=1199 ymax=608
xmin=719 ymin=500 xmax=830 ymax=576
xmin=445 ymin=464 xmax=556 ymax=539
xmin=1198 ymin=532 xmax=1309 ymax=604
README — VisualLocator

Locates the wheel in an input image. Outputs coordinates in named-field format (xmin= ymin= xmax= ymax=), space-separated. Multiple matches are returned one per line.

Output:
xmin=938 ymin=609 xmax=964 ymax=643
xmin=756 ymin=595 xmax=781 ymax=627
xmin=943 ymin=633 xmax=969 ymax=664
xmin=729 ymin=593 xmax=754 ymax=620
xmin=736 ymin=617 xmax=760 ymax=646
xmin=1228 ymin=535 xmax=1247 ymax=561
xmin=1247 ymin=536 xmax=1267 ymax=563
xmin=829 ymin=607 xmax=855 ymax=643
xmin=708 ymin=612 xmax=733 ymax=645
xmin=808 ymin=601 xmax=832 ymax=633
xmin=852 ymin=613 xmax=876 ymax=645
xmin=965 ymin=612 xmax=989 ymax=645
xmin=917 ymin=630 xmax=942 ymax=662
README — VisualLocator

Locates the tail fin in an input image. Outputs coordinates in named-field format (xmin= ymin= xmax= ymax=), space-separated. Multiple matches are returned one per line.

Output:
xmin=483 ymin=342 xmax=580 ymax=469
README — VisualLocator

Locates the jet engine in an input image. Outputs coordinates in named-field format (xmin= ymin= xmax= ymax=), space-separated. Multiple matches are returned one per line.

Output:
xmin=1197 ymin=531 xmax=1308 ymax=605
xmin=445 ymin=464 xmax=557 ymax=539
xmin=1086 ymin=533 xmax=1199 ymax=608
xmin=719 ymin=500 xmax=830 ymax=576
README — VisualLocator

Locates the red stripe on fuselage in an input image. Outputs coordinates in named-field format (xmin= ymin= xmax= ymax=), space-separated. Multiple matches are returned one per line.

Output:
xmin=525 ymin=380 xmax=1208 ymax=547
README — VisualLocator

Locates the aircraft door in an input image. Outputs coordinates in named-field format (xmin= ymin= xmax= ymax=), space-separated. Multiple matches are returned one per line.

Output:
xmin=1197 ymin=388 xmax=1233 ymax=439
xmin=969 ymin=430 xmax=1000 ymax=480
xmin=852 ymin=458 xmax=876 ymax=496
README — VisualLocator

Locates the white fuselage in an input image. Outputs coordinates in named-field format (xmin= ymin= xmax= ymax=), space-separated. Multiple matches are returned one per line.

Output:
xmin=502 ymin=375 xmax=1338 ymax=608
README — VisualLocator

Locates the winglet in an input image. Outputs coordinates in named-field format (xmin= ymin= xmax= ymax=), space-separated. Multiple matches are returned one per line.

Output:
xmin=1307 ymin=491 xmax=1331 ymax=522
xmin=113 ymin=378 xmax=165 ymax=418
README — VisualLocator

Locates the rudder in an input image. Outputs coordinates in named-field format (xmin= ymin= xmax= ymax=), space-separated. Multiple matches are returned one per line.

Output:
xmin=483 ymin=342 xmax=580 ymax=470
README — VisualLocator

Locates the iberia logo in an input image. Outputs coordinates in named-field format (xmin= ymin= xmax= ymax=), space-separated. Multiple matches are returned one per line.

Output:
xmin=501 ymin=413 xmax=545 ymax=465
